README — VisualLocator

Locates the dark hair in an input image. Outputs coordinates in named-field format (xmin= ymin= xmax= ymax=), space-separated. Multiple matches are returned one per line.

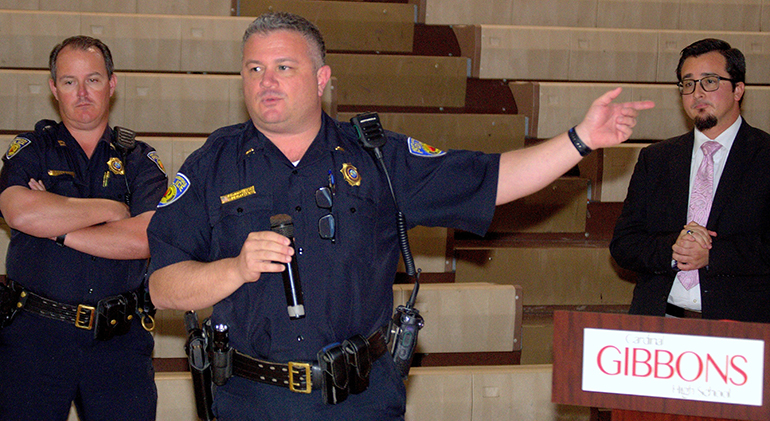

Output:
xmin=675 ymin=38 xmax=745 ymax=88
xmin=242 ymin=12 xmax=326 ymax=70
xmin=49 ymin=35 xmax=114 ymax=82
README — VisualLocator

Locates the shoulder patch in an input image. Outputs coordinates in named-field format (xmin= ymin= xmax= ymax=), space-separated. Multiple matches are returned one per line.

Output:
xmin=158 ymin=173 xmax=190 ymax=208
xmin=407 ymin=137 xmax=445 ymax=158
xmin=6 ymin=137 xmax=32 ymax=160
xmin=147 ymin=151 xmax=166 ymax=175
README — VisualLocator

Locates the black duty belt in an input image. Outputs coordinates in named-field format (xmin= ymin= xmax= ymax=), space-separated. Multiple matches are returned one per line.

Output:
xmin=21 ymin=288 xmax=99 ymax=329
xmin=232 ymin=330 xmax=388 ymax=395
xmin=8 ymin=280 xmax=155 ymax=340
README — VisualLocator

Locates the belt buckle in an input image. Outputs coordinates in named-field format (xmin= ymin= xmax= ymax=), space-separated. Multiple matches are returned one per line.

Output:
xmin=288 ymin=361 xmax=312 ymax=394
xmin=75 ymin=304 xmax=95 ymax=330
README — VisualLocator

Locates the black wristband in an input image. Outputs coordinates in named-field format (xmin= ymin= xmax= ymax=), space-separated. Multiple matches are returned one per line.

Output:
xmin=568 ymin=126 xmax=592 ymax=157
xmin=55 ymin=234 xmax=66 ymax=247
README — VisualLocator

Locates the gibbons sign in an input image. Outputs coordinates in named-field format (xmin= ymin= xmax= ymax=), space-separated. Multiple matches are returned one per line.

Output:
xmin=582 ymin=328 xmax=764 ymax=406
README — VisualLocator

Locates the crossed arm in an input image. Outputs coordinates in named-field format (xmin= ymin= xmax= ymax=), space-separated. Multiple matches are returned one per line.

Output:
xmin=0 ymin=181 xmax=153 ymax=260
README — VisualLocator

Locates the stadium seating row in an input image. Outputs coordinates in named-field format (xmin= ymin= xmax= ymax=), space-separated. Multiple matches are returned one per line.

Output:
xmin=151 ymin=282 xmax=522 ymax=359
xmin=0 ymin=66 xmax=467 ymax=134
xmin=509 ymin=81 xmax=770 ymax=140
xmin=8 ymin=10 xmax=770 ymax=86
xmin=453 ymin=24 xmax=770 ymax=83
xmin=0 ymin=0 xmax=233 ymax=15
xmin=7 ymin=0 xmax=770 ymax=36
xmin=66 ymin=364 xmax=584 ymax=421
xmin=0 ymin=8 xmax=414 ymax=72
xmin=423 ymin=0 xmax=770 ymax=33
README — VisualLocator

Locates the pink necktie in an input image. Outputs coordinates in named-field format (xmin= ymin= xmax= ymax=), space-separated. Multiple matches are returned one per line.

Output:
xmin=677 ymin=141 xmax=721 ymax=290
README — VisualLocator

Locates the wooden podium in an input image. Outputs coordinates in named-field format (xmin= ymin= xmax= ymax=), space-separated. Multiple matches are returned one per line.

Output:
xmin=552 ymin=311 xmax=770 ymax=421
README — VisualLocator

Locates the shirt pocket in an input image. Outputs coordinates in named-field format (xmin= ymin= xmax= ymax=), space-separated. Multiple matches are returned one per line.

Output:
xmin=212 ymin=192 xmax=273 ymax=257
xmin=333 ymin=189 xmax=383 ymax=263
xmin=45 ymin=172 xmax=81 ymax=197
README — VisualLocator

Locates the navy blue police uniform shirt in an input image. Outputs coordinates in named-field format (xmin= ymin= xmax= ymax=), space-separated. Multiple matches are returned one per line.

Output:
xmin=0 ymin=121 xmax=168 ymax=304
xmin=147 ymin=113 xmax=499 ymax=362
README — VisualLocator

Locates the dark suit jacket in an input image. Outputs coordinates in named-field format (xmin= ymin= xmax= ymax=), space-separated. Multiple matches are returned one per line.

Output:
xmin=610 ymin=120 xmax=770 ymax=323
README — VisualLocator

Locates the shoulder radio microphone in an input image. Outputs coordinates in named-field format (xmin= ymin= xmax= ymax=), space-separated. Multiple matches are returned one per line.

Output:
xmin=351 ymin=112 xmax=424 ymax=378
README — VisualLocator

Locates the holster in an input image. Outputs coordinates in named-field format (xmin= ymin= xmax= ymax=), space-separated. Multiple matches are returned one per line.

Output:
xmin=342 ymin=334 xmax=371 ymax=395
xmin=317 ymin=343 xmax=349 ymax=405
xmin=0 ymin=280 xmax=22 ymax=329
xmin=185 ymin=311 xmax=215 ymax=421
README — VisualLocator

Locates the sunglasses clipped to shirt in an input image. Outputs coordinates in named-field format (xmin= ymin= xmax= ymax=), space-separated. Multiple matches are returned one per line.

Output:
xmin=315 ymin=186 xmax=335 ymax=242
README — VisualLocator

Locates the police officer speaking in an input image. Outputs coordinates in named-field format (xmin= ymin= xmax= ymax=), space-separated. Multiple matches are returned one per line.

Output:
xmin=146 ymin=12 xmax=654 ymax=420
xmin=0 ymin=36 xmax=167 ymax=420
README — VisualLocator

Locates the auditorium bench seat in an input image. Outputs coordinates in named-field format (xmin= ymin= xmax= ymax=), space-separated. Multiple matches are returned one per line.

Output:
xmin=450 ymin=24 xmax=770 ymax=84
xmin=1 ymin=0 xmax=232 ymax=15
xmin=66 ymin=364 xmax=587 ymax=421
xmin=393 ymin=282 xmax=522 ymax=354
xmin=0 ymin=59 xmax=466 ymax=133
xmin=406 ymin=365 xmax=589 ymax=421
xmin=422 ymin=0 xmax=766 ymax=33
xmin=152 ymin=282 xmax=522 ymax=359
xmin=0 ymin=7 xmax=414 ymax=72
xmin=509 ymin=81 xmax=770 ymax=141
xmin=335 ymin=112 xmax=527 ymax=154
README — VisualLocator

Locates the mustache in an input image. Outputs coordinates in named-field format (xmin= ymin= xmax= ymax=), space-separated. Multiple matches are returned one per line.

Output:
xmin=258 ymin=90 xmax=284 ymax=100
xmin=691 ymin=100 xmax=713 ymax=109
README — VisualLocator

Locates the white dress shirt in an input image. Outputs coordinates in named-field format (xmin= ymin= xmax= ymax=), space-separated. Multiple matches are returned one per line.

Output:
xmin=668 ymin=116 xmax=741 ymax=311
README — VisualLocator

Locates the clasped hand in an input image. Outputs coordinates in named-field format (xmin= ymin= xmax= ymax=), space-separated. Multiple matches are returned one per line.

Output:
xmin=672 ymin=222 xmax=716 ymax=271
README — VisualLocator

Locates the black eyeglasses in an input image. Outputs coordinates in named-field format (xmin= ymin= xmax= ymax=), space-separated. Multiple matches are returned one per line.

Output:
xmin=678 ymin=75 xmax=733 ymax=95
xmin=315 ymin=186 xmax=335 ymax=242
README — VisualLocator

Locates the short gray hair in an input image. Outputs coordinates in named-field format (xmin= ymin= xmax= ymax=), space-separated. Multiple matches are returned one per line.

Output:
xmin=242 ymin=12 xmax=326 ymax=70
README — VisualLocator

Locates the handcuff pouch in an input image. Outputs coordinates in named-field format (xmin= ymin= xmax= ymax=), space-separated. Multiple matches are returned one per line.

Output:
xmin=342 ymin=334 xmax=371 ymax=394
xmin=317 ymin=343 xmax=349 ymax=404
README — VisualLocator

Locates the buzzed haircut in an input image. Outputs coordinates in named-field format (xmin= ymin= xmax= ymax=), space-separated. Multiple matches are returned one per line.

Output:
xmin=49 ymin=35 xmax=114 ymax=82
xmin=242 ymin=12 xmax=326 ymax=70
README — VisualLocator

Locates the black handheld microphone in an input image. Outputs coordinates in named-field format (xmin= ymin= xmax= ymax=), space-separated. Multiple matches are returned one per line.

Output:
xmin=270 ymin=214 xmax=305 ymax=319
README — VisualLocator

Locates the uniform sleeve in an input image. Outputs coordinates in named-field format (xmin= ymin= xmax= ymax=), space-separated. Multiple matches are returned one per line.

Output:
xmin=0 ymin=135 xmax=44 ymax=194
xmin=128 ymin=142 xmax=168 ymax=216
xmin=387 ymin=134 xmax=500 ymax=236
xmin=146 ymin=152 xmax=213 ymax=275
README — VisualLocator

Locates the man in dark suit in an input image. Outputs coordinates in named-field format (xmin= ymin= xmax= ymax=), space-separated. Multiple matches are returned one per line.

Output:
xmin=610 ymin=38 xmax=770 ymax=323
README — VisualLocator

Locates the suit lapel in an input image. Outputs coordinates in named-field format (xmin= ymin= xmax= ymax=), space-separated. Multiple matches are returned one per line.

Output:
xmin=670 ymin=133 xmax=694 ymax=225
xmin=708 ymin=121 xmax=756 ymax=227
